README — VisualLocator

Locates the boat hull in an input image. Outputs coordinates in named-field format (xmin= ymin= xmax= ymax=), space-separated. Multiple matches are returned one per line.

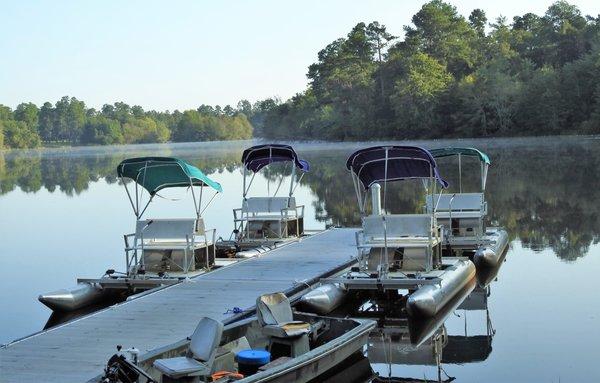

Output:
xmin=406 ymin=259 xmax=476 ymax=318
xmin=239 ymin=319 xmax=375 ymax=383
xmin=38 ymin=283 xmax=109 ymax=312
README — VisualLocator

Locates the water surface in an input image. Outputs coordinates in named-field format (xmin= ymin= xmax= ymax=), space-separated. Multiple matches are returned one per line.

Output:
xmin=1 ymin=137 xmax=599 ymax=382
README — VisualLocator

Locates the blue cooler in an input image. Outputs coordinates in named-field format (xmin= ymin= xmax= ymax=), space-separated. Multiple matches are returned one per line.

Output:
xmin=235 ymin=349 xmax=271 ymax=376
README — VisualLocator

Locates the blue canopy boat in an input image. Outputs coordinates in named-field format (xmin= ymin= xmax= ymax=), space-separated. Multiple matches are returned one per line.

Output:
xmin=232 ymin=144 xmax=309 ymax=251
xmin=426 ymin=147 xmax=508 ymax=270
xmin=39 ymin=157 xmax=223 ymax=312
xmin=322 ymin=146 xmax=475 ymax=318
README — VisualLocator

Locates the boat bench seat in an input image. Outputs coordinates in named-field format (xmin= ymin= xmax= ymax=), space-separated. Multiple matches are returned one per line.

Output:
xmin=362 ymin=236 xmax=441 ymax=248
xmin=426 ymin=193 xmax=486 ymax=217
xmin=236 ymin=197 xmax=303 ymax=220
xmin=435 ymin=211 xmax=483 ymax=219
xmin=131 ymin=218 xmax=215 ymax=249
xmin=362 ymin=215 xmax=437 ymax=239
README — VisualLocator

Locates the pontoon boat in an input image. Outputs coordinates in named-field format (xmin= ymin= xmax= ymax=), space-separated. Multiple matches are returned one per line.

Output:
xmin=322 ymin=146 xmax=476 ymax=318
xmin=427 ymin=148 xmax=508 ymax=269
xmin=230 ymin=144 xmax=309 ymax=253
xmin=39 ymin=157 xmax=223 ymax=312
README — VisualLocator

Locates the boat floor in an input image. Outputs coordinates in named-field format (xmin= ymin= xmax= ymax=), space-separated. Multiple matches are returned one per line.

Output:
xmin=0 ymin=228 xmax=358 ymax=383
xmin=324 ymin=258 xmax=466 ymax=290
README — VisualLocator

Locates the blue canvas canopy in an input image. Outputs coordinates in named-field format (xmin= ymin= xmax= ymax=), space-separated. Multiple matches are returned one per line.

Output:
xmin=242 ymin=144 xmax=309 ymax=173
xmin=117 ymin=157 xmax=222 ymax=195
xmin=346 ymin=146 xmax=448 ymax=189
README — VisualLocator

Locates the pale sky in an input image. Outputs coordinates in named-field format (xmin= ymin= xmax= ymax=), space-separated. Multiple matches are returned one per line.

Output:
xmin=1 ymin=0 xmax=598 ymax=111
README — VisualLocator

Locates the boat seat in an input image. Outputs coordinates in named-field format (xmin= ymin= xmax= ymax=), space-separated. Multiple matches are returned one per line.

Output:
xmin=426 ymin=193 xmax=486 ymax=216
xmin=360 ymin=215 xmax=440 ymax=249
xmin=435 ymin=211 xmax=483 ymax=219
xmin=256 ymin=292 xmax=310 ymax=358
xmin=153 ymin=317 xmax=223 ymax=379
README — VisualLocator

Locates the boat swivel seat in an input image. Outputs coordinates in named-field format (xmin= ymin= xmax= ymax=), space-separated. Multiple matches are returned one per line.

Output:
xmin=153 ymin=317 xmax=223 ymax=382
xmin=256 ymin=292 xmax=310 ymax=359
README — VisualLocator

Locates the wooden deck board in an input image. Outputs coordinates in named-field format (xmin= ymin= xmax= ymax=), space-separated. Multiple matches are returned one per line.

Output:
xmin=0 ymin=228 xmax=357 ymax=383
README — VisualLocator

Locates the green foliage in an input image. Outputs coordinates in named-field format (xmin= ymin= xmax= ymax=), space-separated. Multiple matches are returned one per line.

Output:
xmin=261 ymin=0 xmax=600 ymax=141
xmin=0 ymin=120 xmax=41 ymax=148
xmin=81 ymin=116 xmax=124 ymax=145
xmin=122 ymin=117 xmax=170 ymax=144
xmin=173 ymin=110 xmax=252 ymax=142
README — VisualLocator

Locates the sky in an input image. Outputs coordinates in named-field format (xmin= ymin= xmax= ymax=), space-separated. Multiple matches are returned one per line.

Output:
xmin=0 ymin=0 xmax=598 ymax=111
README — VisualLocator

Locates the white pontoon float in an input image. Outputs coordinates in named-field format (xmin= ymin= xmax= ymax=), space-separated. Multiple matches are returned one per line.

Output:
xmin=427 ymin=148 xmax=508 ymax=269
xmin=322 ymin=146 xmax=476 ymax=318
xmin=231 ymin=144 xmax=308 ymax=252
xmin=39 ymin=157 xmax=223 ymax=312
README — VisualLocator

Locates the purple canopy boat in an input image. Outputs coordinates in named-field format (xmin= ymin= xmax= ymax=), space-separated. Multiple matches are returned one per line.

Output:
xmin=320 ymin=145 xmax=476 ymax=319
xmin=231 ymin=144 xmax=309 ymax=252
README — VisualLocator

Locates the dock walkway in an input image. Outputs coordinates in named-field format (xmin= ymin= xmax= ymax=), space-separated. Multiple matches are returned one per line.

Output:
xmin=0 ymin=228 xmax=357 ymax=383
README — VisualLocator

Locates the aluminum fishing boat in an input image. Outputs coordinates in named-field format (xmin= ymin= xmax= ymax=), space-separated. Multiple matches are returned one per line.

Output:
xmin=322 ymin=146 xmax=476 ymax=318
xmin=427 ymin=147 xmax=509 ymax=270
xmin=228 ymin=144 xmax=309 ymax=255
xmin=96 ymin=292 xmax=375 ymax=383
xmin=39 ymin=157 xmax=223 ymax=312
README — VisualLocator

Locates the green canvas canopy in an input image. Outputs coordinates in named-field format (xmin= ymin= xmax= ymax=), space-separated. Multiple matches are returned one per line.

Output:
xmin=430 ymin=147 xmax=491 ymax=165
xmin=117 ymin=157 xmax=222 ymax=195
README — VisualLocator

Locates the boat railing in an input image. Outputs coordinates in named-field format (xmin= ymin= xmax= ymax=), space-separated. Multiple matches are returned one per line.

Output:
xmin=358 ymin=214 xmax=439 ymax=248
xmin=124 ymin=218 xmax=216 ymax=275
xmin=233 ymin=196 xmax=305 ymax=239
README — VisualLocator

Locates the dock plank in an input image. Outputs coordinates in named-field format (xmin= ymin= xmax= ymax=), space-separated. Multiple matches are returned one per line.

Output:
xmin=0 ymin=229 xmax=357 ymax=383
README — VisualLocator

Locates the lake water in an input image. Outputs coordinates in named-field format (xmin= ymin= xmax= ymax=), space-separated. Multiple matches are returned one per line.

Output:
xmin=1 ymin=137 xmax=599 ymax=382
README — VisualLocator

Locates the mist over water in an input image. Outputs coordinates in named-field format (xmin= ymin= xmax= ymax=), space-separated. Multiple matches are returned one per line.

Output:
xmin=1 ymin=136 xmax=599 ymax=381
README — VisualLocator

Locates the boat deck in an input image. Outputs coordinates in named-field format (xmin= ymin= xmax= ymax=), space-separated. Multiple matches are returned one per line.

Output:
xmin=0 ymin=228 xmax=357 ymax=383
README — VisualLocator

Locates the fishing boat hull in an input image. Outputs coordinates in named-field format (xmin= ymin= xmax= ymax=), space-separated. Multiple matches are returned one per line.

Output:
xmin=241 ymin=318 xmax=374 ymax=383
xmin=298 ymin=283 xmax=347 ymax=315
xmin=406 ymin=259 xmax=476 ymax=318
xmin=38 ymin=283 xmax=110 ymax=312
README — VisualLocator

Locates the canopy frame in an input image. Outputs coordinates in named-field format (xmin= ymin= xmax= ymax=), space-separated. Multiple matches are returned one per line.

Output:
xmin=430 ymin=147 xmax=490 ymax=192
xmin=118 ymin=157 xmax=221 ymax=221
xmin=241 ymin=145 xmax=308 ymax=199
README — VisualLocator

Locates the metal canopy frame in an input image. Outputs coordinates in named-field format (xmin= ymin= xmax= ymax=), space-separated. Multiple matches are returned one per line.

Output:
xmin=430 ymin=148 xmax=490 ymax=193
xmin=120 ymin=160 xmax=220 ymax=222
xmin=241 ymin=145 xmax=306 ymax=199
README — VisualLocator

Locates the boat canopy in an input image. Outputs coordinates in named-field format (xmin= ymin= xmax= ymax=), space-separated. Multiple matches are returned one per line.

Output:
xmin=242 ymin=144 xmax=310 ymax=173
xmin=117 ymin=157 xmax=222 ymax=219
xmin=346 ymin=146 xmax=448 ymax=190
xmin=430 ymin=147 xmax=490 ymax=191
xmin=117 ymin=157 xmax=222 ymax=195
xmin=430 ymin=147 xmax=491 ymax=165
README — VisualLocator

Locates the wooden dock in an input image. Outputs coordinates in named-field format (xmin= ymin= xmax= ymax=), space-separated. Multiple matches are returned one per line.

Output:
xmin=0 ymin=228 xmax=357 ymax=383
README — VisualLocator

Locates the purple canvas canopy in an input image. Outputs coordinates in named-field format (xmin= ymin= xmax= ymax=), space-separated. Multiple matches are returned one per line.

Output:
xmin=346 ymin=146 xmax=448 ymax=189
xmin=242 ymin=144 xmax=310 ymax=173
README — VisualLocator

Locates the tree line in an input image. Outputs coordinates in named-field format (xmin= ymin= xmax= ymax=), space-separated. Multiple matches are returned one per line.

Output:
xmin=2 ymin=1 xmax=599 ymax=148
xmin=0 ymin=98 xmax=260 ymax=149
xmin=261 ymin=0 xmax=600 ymax=140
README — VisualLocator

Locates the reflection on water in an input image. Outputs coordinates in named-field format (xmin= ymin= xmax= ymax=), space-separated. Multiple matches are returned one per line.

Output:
xmin=2 ymin=137 xmax=600 ymax=381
